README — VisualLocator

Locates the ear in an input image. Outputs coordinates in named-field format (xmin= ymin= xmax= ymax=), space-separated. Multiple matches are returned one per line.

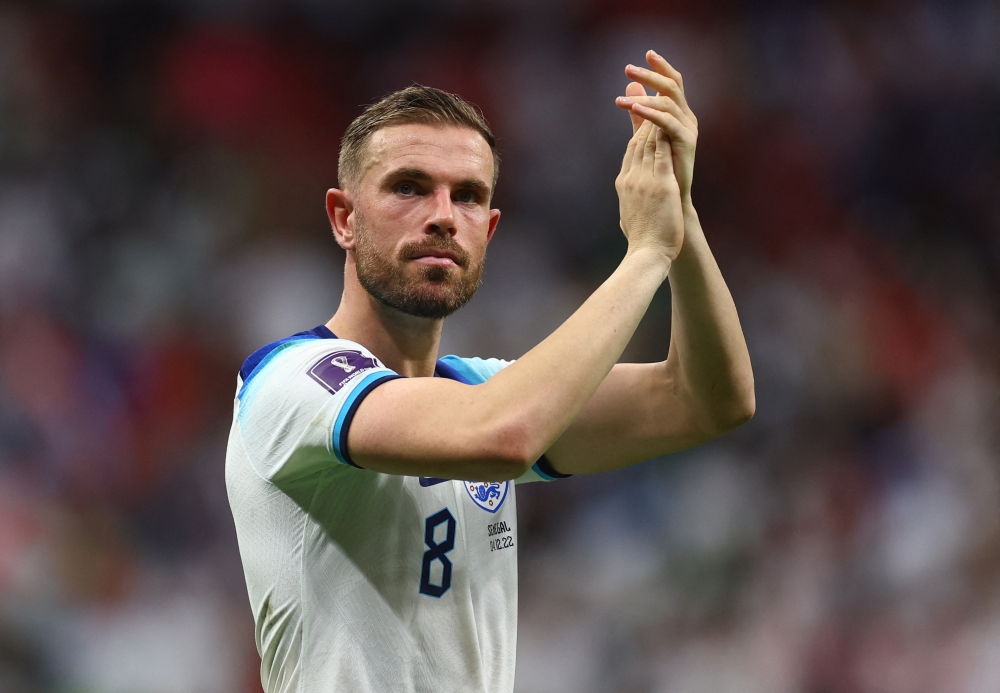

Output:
xmin=486 ymin=208 xmax=501 ymax=243
xmin=626 ymin=81 xmax=647 ymax=134
xmin=326 ymin=188 xmax=355 ymax=250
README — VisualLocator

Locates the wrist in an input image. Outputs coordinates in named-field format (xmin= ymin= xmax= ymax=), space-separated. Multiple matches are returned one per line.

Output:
xmin=624 ymin=243 xmax=674 ymax=279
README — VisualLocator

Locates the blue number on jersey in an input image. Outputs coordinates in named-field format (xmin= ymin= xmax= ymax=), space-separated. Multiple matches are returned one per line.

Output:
xmin=419 ymin=508 xmax=456 ymax=597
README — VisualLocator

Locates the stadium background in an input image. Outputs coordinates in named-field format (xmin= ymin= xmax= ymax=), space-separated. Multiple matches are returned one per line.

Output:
xmin=0 ymin=0 xmax=998 ymax=691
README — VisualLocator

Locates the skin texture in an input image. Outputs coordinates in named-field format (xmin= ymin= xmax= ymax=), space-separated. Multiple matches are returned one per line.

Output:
xmin=353 ymin=202 xmax=484 ymax=319
xmin=326 ymin=124 xmax=500 ymax=379
xmin=324 ymin=51 xmax=754 ymax=480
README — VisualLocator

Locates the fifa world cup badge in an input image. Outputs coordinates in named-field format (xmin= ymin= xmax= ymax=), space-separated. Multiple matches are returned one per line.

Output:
xmin=308 ymin=350 xmax=380 ymax=394
xmin=466 ymin=481 xmax=509 ymax=512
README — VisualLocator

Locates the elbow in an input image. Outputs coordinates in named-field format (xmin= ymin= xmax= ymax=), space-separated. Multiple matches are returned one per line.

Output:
xmin=498 ymin=452 xmax=535 ymax=481
xmin=730 ymin=388 xmax=756 ymax=428
xmin=484 ymin=419 xmax=541 ymax=480
xmin=496 ymin=440 xmax=538 ymax=481
xmin=705 ymin=379 xmax=756 ymax=437
xmin=448 ymin=413 xmax=538 ymax=481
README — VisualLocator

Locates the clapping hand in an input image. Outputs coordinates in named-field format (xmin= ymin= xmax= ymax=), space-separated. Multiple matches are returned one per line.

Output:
xmin=616 ymin=50 xmax=698 ymax=202
xmin=614 ymin=50 xmax=697 ymax=262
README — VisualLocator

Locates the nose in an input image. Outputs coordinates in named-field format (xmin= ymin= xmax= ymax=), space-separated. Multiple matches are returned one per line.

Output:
xmin=426 ymin=187 xmax=456 ymax=236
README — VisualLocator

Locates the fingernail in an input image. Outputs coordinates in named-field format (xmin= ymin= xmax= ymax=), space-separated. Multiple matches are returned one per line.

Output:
xmin=618 ymin=96 xmax=631 ymax=103
xmin=650 ymin=49 xmax=662 ymax=59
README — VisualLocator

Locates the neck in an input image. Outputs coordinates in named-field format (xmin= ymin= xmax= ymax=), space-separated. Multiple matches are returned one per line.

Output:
xmin=327 ymin=262 xmax=443 ymax=378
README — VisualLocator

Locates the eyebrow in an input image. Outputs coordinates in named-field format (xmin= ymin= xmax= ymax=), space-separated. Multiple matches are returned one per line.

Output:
xmin=458 ymin=178 xmax=491 ymax=194
xmin=386 ymin=167 xmax=432 ymax=183
xmin=383 ymin=167 xmax=491 ymax=194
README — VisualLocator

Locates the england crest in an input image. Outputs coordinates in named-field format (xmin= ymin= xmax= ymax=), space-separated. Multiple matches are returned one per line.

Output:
xmin=465 ymin=480 xmax=509 ymax=513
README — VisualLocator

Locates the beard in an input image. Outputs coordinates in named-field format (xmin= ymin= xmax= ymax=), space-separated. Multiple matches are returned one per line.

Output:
xmin=353 ymin=215 xmax=485 ymax=320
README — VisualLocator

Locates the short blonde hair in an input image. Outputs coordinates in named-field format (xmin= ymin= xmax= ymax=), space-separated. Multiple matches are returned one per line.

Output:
xmin=338 ymin=85 xmax=500 ymax=192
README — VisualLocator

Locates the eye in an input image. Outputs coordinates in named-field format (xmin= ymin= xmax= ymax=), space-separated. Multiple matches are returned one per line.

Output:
xmin=455 ymin=189 xmax=478 ymax=204
xmin=397 ymin=182 xmax=416 ymax=195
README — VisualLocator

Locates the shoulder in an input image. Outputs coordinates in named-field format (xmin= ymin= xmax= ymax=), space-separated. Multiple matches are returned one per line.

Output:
xmin=437 ymin=355 xmax=512 ymax=385
xmin=237 ymin=328 xmax=394 ymax=401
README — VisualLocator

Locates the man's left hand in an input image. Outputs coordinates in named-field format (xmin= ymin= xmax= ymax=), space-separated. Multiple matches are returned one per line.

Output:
xmin=616 ymin=50 xmax=698 ymax=202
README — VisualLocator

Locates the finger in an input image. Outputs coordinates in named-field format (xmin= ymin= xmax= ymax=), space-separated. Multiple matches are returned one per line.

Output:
xmin=615 ymin=82 xmax=646 ymax=135
xmin=630 ymin=119 xmax=653 ymax=170
xmin=620 ymin=132 xmax=639 ymax=176
xmin=625 ymin=81 xmax=646 ymax=134
xmin=618 ymin=95 xmax=694 ymax=129
xmin=626 ymin=81 xmax=648 ymax=97
xmin=641 ymin=118 xmax=658 ymax=174
xmin=624 ymin=64 xmax=695 ymax=122
xmin=631 ymin=103 xmax=690 ymax=146
xmin=620 ymin=119 xmax=648 ymax=175
xmin=653 ymin=126 xmax=675 ymax=178
xmin=645 ymin=49 xmax=683 ymax=89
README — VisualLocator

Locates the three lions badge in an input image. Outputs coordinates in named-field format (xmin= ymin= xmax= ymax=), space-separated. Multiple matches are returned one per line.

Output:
xmin=465 ymin=481 xmax=509 ymax=513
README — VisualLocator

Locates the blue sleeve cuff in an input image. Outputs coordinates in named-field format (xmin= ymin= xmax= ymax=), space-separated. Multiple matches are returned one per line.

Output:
xmin=331 ymin=372 xmax=403 ymax=468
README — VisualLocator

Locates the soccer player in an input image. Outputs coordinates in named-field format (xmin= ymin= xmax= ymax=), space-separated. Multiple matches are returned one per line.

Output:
xmin=227 ymin=50 xmax=754 ymax=692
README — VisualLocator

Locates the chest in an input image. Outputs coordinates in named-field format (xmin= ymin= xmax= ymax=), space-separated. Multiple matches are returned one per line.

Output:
xmin=408 ymin=477 xmax=518 ymax=584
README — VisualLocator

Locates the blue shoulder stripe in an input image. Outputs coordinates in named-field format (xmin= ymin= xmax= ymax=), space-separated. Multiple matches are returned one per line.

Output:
xmin=436 ymin=355 xmax=504 ymax=385
xmin=237 ymin=338 xmax=317 ymax=403
xmin=238 ymin=325 xmax=338 ymax=387
xmin=434 ymin=357 xmax=476 ymax=384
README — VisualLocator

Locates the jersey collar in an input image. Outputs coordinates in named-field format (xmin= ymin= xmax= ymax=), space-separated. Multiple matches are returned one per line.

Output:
xmin=318 ymin=326 xmax=470 ymax=384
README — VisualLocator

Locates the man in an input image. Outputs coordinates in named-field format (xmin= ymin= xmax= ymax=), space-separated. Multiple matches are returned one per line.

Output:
xmin=227 ymin=50 xmax=754 ymax=692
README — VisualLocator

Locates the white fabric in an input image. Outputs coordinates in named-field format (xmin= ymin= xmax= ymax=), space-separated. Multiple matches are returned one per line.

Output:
xmin=226 ymin=337 xmax=535 ymax=693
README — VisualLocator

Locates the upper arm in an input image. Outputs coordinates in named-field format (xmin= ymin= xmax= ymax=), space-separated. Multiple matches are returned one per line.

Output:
xmin=543 ymin=362 xmax=713 ymax=475
xmin=347 ymin=355 xmax=571 ymax=483
xmin=346 ymin=376 xmax=530 ymax=480
xmin=235 ymin=341 xmax=401 ymax=483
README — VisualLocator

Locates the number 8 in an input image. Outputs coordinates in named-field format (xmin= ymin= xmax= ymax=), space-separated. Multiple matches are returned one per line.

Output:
xmin=420 ymin=508 xmax=456 ymax=598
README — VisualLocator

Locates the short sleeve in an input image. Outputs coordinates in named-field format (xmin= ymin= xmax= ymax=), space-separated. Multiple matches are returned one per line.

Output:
xmin=438 ymin=354 xmax=571 ymax=485
xmin=235 ymin=339 xmax=401 ymax=483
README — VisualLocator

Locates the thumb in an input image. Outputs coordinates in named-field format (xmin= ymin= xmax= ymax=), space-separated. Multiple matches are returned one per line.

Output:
xmin=625 ymin=81 xmax=647 ymax=134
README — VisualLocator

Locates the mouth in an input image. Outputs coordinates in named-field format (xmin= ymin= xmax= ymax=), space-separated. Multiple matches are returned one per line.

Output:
xmin=407 ymin=249 xmax=462 ymax=268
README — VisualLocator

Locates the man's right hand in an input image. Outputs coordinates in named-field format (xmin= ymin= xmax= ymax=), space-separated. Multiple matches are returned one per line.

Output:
xmin=615 ymin=116 xmax=685 ymax=263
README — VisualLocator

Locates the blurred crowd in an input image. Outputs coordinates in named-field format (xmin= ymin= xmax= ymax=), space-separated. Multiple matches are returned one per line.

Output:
xmin=0 ymin=1 xmax=998 ymax=691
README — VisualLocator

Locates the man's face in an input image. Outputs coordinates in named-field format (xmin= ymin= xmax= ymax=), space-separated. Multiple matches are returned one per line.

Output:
xmin=347 ymin=123 xmax=499 ymax=319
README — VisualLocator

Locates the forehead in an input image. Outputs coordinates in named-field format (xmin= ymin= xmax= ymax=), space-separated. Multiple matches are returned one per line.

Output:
xmin=362 ymin=123 xmax=493 ymax=185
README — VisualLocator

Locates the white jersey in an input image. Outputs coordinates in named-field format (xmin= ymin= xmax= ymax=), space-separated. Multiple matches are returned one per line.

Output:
xmin=225 ymin=326 xmax=568 ymax=693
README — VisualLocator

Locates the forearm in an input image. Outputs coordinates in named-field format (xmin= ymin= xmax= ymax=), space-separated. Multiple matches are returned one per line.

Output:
xmin=348 ymin=248 xmax=670 ymax=482
xmin=485 ymin=247 xmax=670 ymax=460
xmin=350 ymin=105 xmax=685 ymax=481
xmin=665 ymin=202 xmax=754 ymax=431
xmin=536 ymin=52 xmax=751 ymax=477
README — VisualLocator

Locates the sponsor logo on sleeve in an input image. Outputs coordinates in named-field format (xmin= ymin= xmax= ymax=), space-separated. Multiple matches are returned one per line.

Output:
xmin=466 ymin=481 xmax=509 ymax=513
xmin=308 ymin=350 xmax=380 ymax=394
